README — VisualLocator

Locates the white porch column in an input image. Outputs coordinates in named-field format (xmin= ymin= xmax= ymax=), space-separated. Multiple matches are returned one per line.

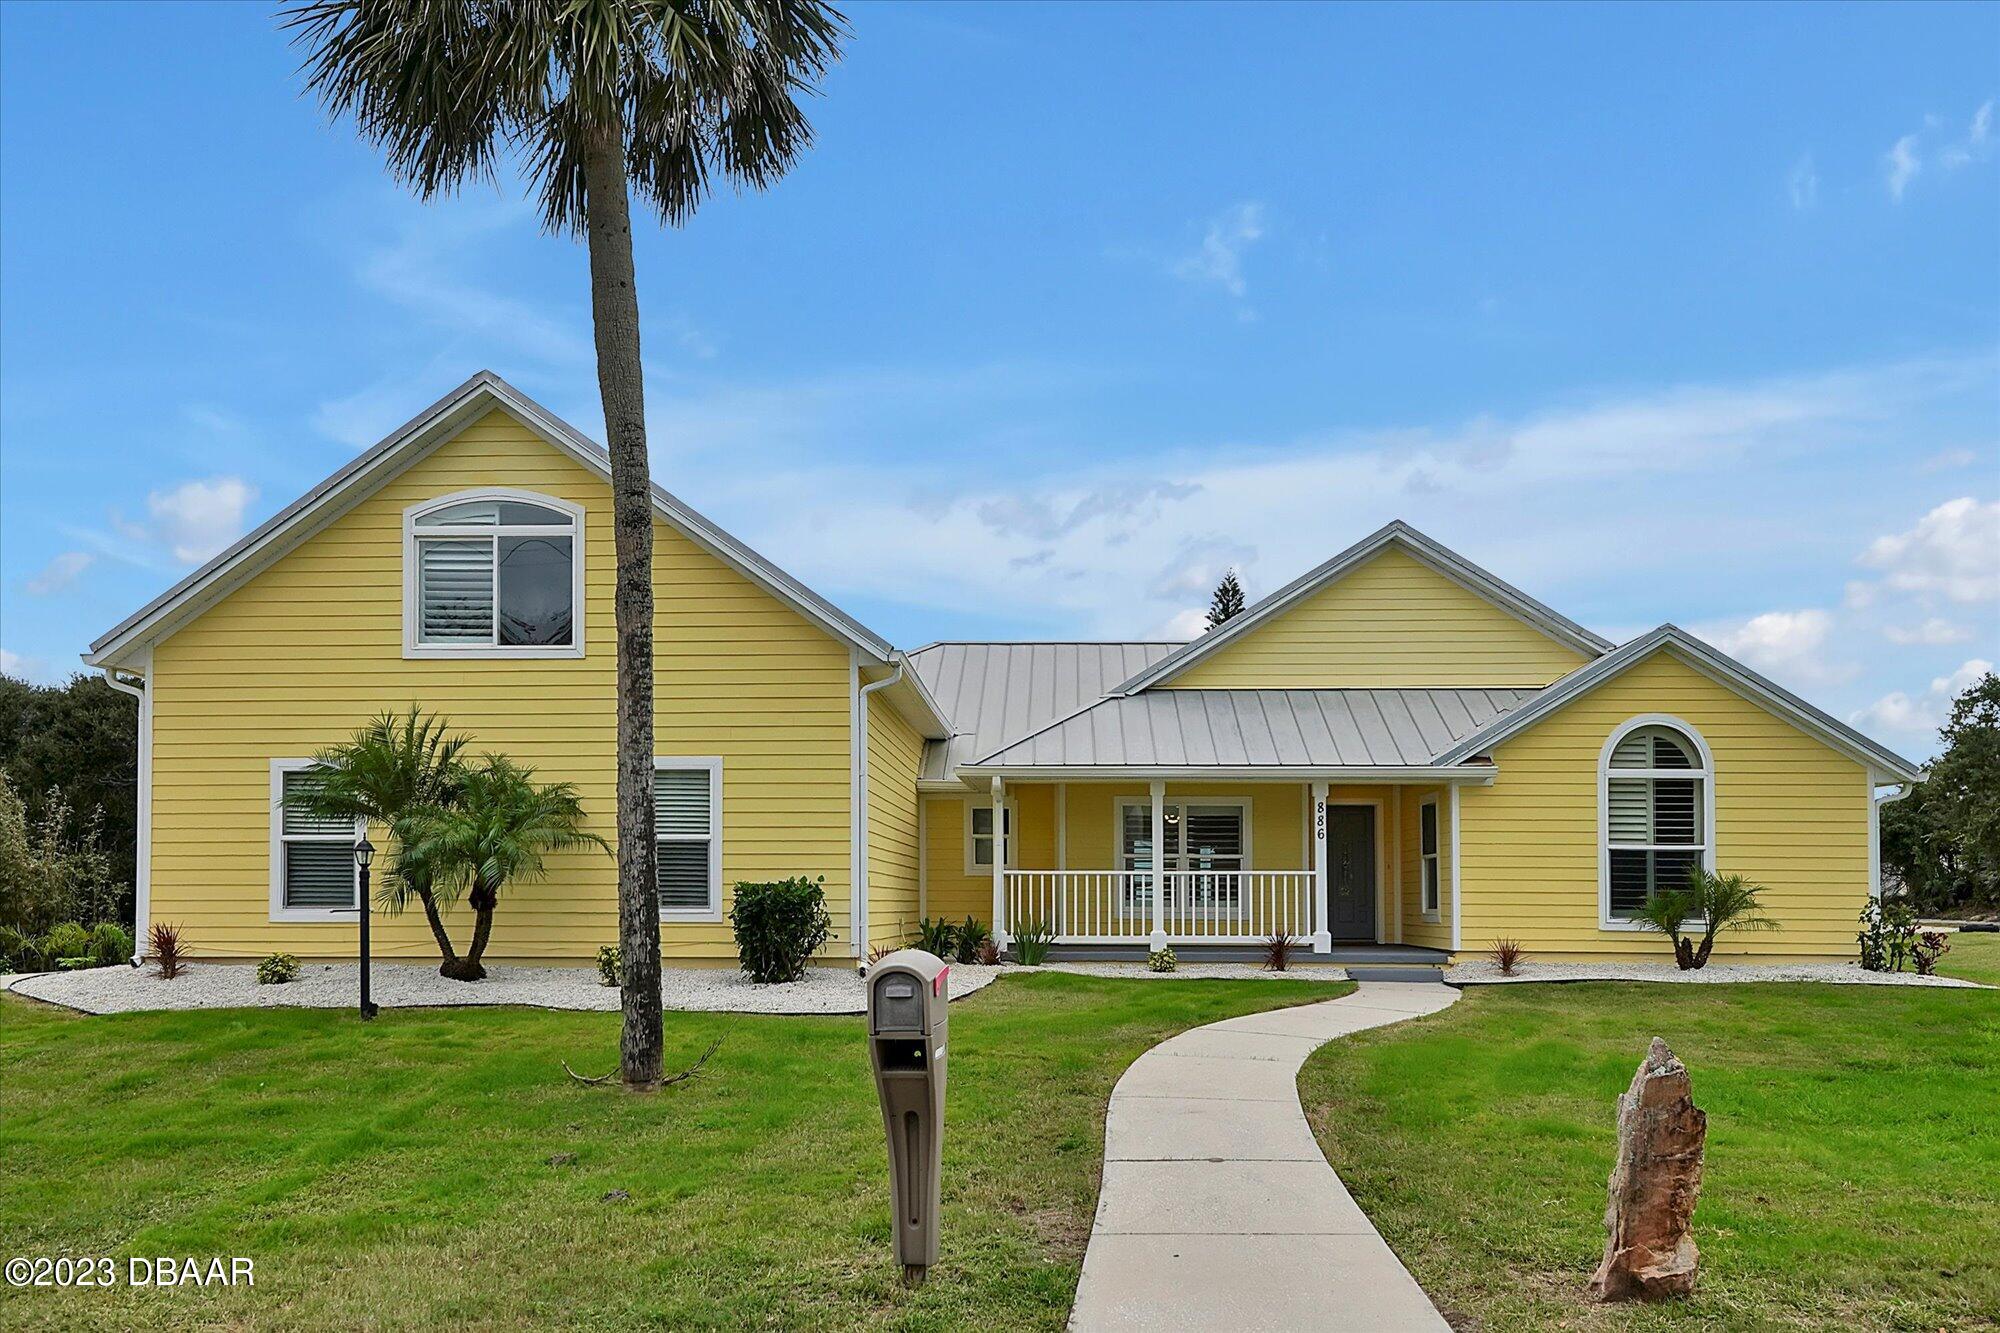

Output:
xmin=1149 ymin=780 xmax=1168 ymax=952
xmin=989 ymin=776 xmax=1010 ymax=949
xmin=1311 ymin=780 xmax=1332 ymax=953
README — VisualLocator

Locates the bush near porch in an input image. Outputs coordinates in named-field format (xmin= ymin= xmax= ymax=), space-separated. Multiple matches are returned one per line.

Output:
xmin=0 ymin=973 xmax=1341 ymax=1330
xmin=1298 ymin=980 xmax=1999 ymax=1331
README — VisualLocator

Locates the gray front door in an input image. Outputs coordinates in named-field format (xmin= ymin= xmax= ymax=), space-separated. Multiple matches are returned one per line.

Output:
xmin=1327 ymin=806 xmax=1376 ymax=941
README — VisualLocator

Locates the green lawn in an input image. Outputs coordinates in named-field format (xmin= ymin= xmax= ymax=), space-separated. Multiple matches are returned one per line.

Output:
xmin=0 ymin=973 xmax=1343 ymax=1331
xmin=1299 ymin=981 xmax=2000 ymax=1332
xmin=1939 ymin=928 xmax=2000 ymax=985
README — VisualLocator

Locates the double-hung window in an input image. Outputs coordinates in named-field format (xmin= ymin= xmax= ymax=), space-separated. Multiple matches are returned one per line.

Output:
xmin=1419 ymin=799 xmax=1441 ymax=918
xmin=406 ymin=492 xmax=583 ymax=657
xmin=271 ymin=760 xmax=358 ymax=920
xmin=1602 ymin=721 xmax=1711 ymax=925
xmin=655 ymin=759 xmax=722 ymax=919
xmin=967 ymin=804 xmax=1011 ymax=874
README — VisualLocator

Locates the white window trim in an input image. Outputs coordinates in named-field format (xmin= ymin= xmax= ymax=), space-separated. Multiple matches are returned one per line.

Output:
xmin=1112 ymin=795 xmax=1254 ymax=918
xmin=1418 ymin=796 xmax=1441 ymax=923
xmin=1598 ymin=714 xmax=1716 ymax=932
xmin=964 ymin=799 xmax=1015 ymax=876
xmin=269 ymin=758 xmax=360 ymax=923
xmin=403 ymin=488 xmax=586 ymax=660
xmin=655 ymin=756 xmax=724 ymax=923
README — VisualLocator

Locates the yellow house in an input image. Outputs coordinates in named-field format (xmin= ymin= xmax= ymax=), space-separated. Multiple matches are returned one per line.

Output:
xmin=86 ymin=373 xmax=1924 ymax=970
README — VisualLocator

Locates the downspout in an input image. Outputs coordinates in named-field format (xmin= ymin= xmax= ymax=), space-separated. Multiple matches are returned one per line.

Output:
xmin=101 ymin=660 xmax=151 ymax=966
xmin=1871 ymin=781 xmax=1915 ymax=901
xmin=853 ymin=656 xmax=906 ymax=967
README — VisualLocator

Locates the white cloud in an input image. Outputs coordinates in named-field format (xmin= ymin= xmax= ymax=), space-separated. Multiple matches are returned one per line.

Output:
xmin=1855 ymin=497 xmax=2000 ymax=605
xmin=0 ymin=648 xmax=54 ymax=683
xmin=1853 ymin=658 xmax=1994 ymax=739
xmin=1885 ymin=134 xmax=1921 ymax=200
xmin=1787 ymin=154 xmax=1819 ymax=210
xmin=1702 ymin=609 xmax=1853 ymax=689
xmin=23 ymin=551 xmax=94 ymax=596
xmin=1171 ymin=202 xmax=1266 ymax=300
xmin=1884 ymin=617 xmax=1973 ymax=646
xmin=1919 ymin=446 xmax=1978 ymax=473
xmin=140 ymin=477 xmax=258 ymax=565
xmin=0 ymin=648 xmax=26 ymax=675
xmin=1939 ymin=99 xmax=1994 ymax=169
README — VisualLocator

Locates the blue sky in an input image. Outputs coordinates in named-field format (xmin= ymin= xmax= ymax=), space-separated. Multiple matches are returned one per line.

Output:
xmin=2 ymin=1 xmax=1995 ymax=757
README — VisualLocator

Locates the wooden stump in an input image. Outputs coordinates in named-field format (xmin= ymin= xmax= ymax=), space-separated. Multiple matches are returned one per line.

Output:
xmin=1589 ymin=1037 xmax=1705 ymax=1301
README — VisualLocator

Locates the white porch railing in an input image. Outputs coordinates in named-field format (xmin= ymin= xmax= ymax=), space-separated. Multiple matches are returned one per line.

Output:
xmin=1004 ymin=869 xmax=1315 ymax=945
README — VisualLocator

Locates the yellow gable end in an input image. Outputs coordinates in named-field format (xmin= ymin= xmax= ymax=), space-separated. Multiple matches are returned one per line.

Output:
xmin=1171 ymin=545 xmax=1588 ymax=689
xmin=147 ymin=407 xmax=855 ymax=963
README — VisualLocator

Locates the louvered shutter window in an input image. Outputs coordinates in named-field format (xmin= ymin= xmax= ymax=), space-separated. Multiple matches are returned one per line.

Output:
xmin=280 ymin=768 xmax=358 ymax=909
xmin=419 ymin=539 xmax=496 ymax=643
xmin=412 ymin=495 xmax=575 ymax=649
xmin=1604 ymin=725 xmax=1708 ymax=920
xmin=655 ymin=767 xmax=716 ymax=913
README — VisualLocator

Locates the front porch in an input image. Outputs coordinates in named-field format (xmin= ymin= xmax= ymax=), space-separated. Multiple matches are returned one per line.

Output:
xmin=917 ymin=775 xmax=1472 ymax=956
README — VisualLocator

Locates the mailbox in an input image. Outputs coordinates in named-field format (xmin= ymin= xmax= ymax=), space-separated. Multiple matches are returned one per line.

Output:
xmin=867 ymin=948 xmax=949 ymax=1284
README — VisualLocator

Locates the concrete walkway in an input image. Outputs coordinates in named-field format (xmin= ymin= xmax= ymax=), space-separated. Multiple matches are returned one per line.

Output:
xmin=1071 ymin=981 xmax=1460 ymax=1332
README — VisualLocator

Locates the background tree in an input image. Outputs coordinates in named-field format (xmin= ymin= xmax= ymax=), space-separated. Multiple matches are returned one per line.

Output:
xmin=1883 ymin=670 xmax=2000 ymax=915
xmin=284 ymin=709 xmax=475 ymax=976
xmin=287 ymin=0 xmax=846 ymax=1085
xmin=398 ymin=756 xmax=607 ymax=979
xmin=0 ymin=673 xmax=138 ymax=909
xmin=1206 ymin=569 xmax=1246 ymax=629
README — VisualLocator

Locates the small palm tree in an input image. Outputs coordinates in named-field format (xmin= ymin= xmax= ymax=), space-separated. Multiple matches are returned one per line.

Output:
xmin=398 ymin=757 xmax=608 ymax=980
xmin=285 ymin=708 xmax=472 ymax=973
xmin=1632 ymin=867 xmax=1778 ymax=969
xmin=286 ymin=0 xmax=846 ymax=1087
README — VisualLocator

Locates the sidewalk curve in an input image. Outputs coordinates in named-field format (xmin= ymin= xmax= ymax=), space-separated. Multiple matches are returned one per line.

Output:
xmin=1071 ymin=981 xmax=1460 ymax=1332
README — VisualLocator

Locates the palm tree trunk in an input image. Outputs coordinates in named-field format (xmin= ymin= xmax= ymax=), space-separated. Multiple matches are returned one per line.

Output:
xmin=410 ymin=881 xmax=462 ymax=972
xmin=461 ymin=882 xmax=497 ymax=974
xmin=582 ymin=119 xmax=664 ymax=1089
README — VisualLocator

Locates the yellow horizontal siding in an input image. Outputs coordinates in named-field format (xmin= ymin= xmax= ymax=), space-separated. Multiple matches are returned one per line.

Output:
xmin=1171 ymin=545 xmax=1586 ymax=688
xmin=865 ymin=689 xmax=923 ymax=952
xmin=1397 ymin=785 xmax=1453 ymax=950
xmin=148 ymin=408 xmax=853 ymax=963
xmin=1458 ymin=652 xmax=1870 ymax=961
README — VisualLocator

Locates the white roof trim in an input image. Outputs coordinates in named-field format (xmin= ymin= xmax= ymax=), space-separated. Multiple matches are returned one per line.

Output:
xmin=86 ymin=371 xmax=895 ymax=669
xmin=1110 ymin=520 xmax=1613 ymax=695
xmin=1432 ymin=624 xmax=1925 ymax=781
xmin=953 ymin=764 xmax=1500 ymax=783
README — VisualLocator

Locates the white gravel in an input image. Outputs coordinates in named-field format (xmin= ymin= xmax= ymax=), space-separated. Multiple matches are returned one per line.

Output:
xmin=5 ymin=961 xmax=1001 ymax=1016
xmin=1445 ymin=959 xmax=1988 ymax=988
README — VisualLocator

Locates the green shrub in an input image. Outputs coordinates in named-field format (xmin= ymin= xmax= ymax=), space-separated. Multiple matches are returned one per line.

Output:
xmin=42 ymin=921 xmax=91 ymax=966
xmin=1147 ymin=946 xmax=1177 ymax=973
xmin=1858 ymin=898 xmax=1919 ymax=972
xmin=953 ymin=916 xmax=990 ymax=965
xmin=1011 ymin=917 xmax=1055 ymax=966
xmin=256 ymin=952 xmax=301 ymax=985
xmin=596 ymin=944 xmax=620 ymax=987
xmin=913 ymin=917 xmax=957 ymax=958
xmin=729 ymin=877 xmax=831 ymax=984
xmin=89 ymin=922 xmax=133 ymax=967
xmin=0 ymin=924 xmax=45 ymax=973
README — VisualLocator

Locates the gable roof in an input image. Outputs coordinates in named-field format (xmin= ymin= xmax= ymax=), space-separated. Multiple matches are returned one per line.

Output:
xmin=86 ymin=371 xmax=896 ymax=670
xmin=964 ymin=686 xmax=1535 ymax=772
xmin=907 ymin=640 xmax=1183 ymax=780
xmin=1432 ymin=624 xmax=1925 ymax=781
xmin=1109 ymin=520 xmax=1614 ymax=695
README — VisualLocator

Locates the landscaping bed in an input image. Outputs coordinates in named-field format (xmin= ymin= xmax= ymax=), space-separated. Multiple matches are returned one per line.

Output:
xmin=1298 ymin=980 xmax=2000 ymax=1331
xmin=0 ymin=971 xmax=1346 ymax=1330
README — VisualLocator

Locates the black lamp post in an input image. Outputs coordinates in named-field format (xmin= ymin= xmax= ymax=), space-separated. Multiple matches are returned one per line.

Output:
xmin=354 ymin=833 xmax=378 ymax=1021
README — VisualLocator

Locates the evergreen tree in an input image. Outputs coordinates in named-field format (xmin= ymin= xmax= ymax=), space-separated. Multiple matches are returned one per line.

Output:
xmin=1206 ymin=569 xmax=1247 ymax=629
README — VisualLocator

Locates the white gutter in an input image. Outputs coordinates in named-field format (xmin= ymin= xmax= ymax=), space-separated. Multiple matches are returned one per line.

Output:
xmin=852 ymin=656 xmax=907 ymax=963
xmin=100 ymin=658 xmax=151 ymax=966
xmin=1870 ymin=780 xmax=1916 ymax=901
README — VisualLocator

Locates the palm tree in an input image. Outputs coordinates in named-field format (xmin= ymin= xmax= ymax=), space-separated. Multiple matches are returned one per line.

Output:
xmin=398 ymin=756 xmax=608 ymax=979
xmin=285 ymin=0 xmax=846 ymax=1084
xmin=1632 ymin=867 xmax=1779 ymax=969
xmin=285 ymin=708 xmax=474 ymax=974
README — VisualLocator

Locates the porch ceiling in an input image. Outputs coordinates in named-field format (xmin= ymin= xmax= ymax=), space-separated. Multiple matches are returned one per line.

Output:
xmin=963 ymin=687 xmax=1538 ymax=770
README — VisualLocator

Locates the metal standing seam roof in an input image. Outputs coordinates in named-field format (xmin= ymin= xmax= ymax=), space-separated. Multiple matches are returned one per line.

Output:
xmin=906 ymin=641 xmax=1185 ymax=779
xmin=964 ymin=687 xmax=1541 ymax=770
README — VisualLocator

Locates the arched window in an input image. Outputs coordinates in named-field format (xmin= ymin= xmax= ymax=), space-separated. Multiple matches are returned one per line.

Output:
xmin=1600 ymin=718 xmax=1712 ymax=925
xmin=404 ymin=491 xmax=583 ymax=657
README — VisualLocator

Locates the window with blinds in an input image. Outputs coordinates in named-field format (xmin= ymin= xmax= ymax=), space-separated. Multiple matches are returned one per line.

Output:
xmin=655 ymin=764 xmax=718 ymax=914
xmin=278 ymin=766 xmax=357 ymax=911
xmin=1118 ymin=802 xmax=1247 ymax=912
xmin=1604 ymin=724 xmax=1708 ymax=921
xmin=410 ymin=495 xmax=577 ymax=651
